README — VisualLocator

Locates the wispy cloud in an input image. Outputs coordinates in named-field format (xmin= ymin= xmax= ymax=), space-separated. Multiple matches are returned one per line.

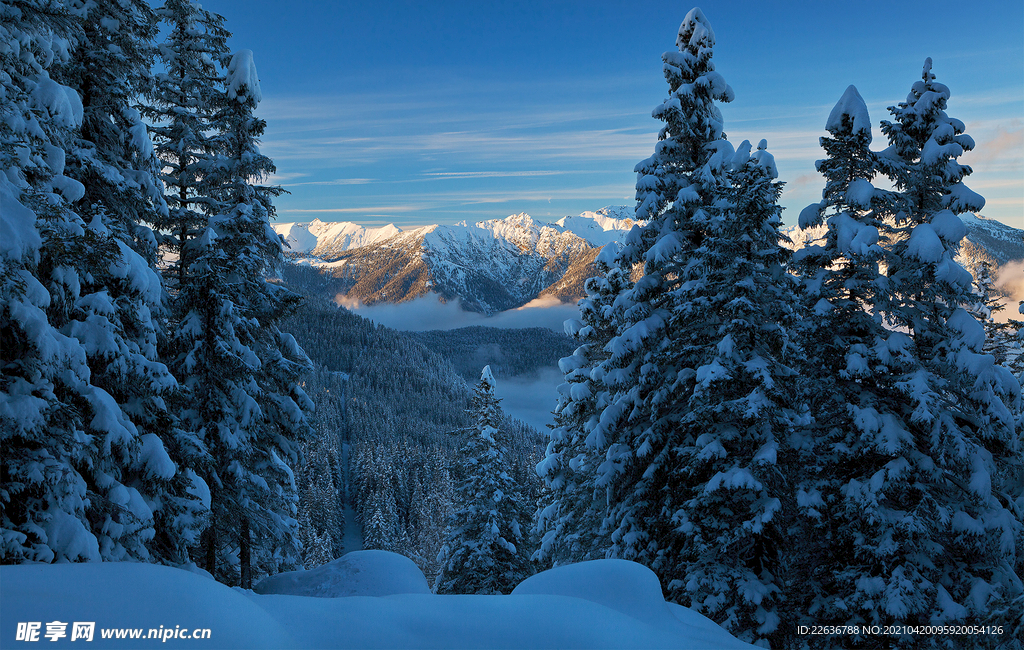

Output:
xmin=281 ymin=204 xmax=429 ymax=214
xmin=254 ymin=70 xmax=1023 ymax=229
xmin=261 ymin=127 xmax=654 ymax=168
xmin=421 ymin=170 xmax=569 ymax=180
xmin=282 ymin=178 xmax=377 ymax=187
xmin=265 ymin=171 xmax=311 ymax=183
xmin=964 ymin=125 xmax=1024 ymax=170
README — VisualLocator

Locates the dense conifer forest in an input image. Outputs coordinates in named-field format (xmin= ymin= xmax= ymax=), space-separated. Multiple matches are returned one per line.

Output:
xmin=2 ymin=1 xmax=1022 ymax=647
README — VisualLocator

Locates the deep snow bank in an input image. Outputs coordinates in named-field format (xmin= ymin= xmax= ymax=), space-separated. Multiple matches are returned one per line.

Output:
xmin=1 ymin=553 xmax=754 ymax=649
xmin=255 ymin=550 xmax=430 ymax=597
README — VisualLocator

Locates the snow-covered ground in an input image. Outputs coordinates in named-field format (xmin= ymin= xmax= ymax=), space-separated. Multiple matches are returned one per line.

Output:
xmin=2 ymin=553 xmax=755 ymax=649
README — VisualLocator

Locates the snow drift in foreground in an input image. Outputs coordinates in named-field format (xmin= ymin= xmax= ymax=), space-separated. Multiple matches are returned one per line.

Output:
xmin=1 ymin=552 xmax=754 ymax=649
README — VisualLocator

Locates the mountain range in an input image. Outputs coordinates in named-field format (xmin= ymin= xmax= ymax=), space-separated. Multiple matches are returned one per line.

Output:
xmin=276 ymin=208 xmax=1021 ymax=313
xmin=274 ymin=207 xmax=635 ymax=313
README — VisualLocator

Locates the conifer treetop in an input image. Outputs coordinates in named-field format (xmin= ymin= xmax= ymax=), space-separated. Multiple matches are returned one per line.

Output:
xmin=480 ymin=365 xmax=495 ymax=386
xmin=676 ymin=7 xmax=715 ymax=52
xmin=826 ymin=85 xmax=872 ymax=140
xmin=226 ymin=49 xmax=262 ymax=104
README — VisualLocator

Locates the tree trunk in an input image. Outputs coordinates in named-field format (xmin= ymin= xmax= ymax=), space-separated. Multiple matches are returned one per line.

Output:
xmin=204 ymin=483 xmax=217 ymax=576
xmin=239 ymin=517 xmax=252 ymax=590
xmin=203 ymin=520 xmax=217 ymax=577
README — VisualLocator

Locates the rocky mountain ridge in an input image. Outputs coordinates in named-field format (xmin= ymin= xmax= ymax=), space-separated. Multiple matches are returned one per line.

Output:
xmin=274 ymin=207 xmax=634 ymax=313
xmin=276 ymin=208 xmax=1020 ymax=314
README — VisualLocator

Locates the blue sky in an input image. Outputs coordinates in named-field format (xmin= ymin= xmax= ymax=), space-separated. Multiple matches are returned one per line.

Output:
xmin=204 ymin=0 xmax=1023 ymax=230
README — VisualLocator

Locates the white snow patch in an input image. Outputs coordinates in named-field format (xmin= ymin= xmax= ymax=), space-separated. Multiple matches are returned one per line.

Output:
xmin=1 ymin=559 xmax=755 ymax=649
xmin=931 ymin=210 xmax=966 ymax=243
xmin=255 ymin=550 xmax=430 ymax=598
xmin=139 ymin=433 xmax=176 ymax=480
xmin=226 ymin=49 xmax=262 ymax=103
xmin=905 ymin=223 xmax=944 ymax=263
xmin=0 ymin=175 xmax=41 ymax=261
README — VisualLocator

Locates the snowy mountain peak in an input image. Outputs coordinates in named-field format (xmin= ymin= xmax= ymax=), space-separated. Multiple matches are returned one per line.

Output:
xmin=557 ymin=206 xmax=636 ymax=247
xmin=473 ymin=212 xmax=547 ymax=252
xmin=273 ymin=220 xmax=401 ymax=255
xmin=281 ymin=206 xmax=639 ymax=313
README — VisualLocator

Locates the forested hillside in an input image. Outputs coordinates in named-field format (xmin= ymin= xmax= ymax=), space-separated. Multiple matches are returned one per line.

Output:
xmin=278 ymin=269 xmax=544 ymax=583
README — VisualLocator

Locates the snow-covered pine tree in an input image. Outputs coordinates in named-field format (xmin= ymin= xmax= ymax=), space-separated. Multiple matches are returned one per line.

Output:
xmin=144 ymin=0 xmax=227 ymax=291
xmin=298 ymin=451 xmax=341 ymax=566
xmin=171 ymin=47 xmax=312 ymax=587
xmin=788 ymin=86 xmax=916 ymax=641
xmin=303 ymin=528 xmax=334 ymax=569
xmin=534 ymin=243 xmax=631 ymax=567
xmin=408 ymin=455 xmax=455 ymax=582
xmin=657 ymin=140 xmax=799 ymax=647
xmin=57 ymin=0 xmax=207 ymax=566
xmin=436 ymin=367 xmax=531 ymax=594
xmin=63 ymin=0 xmax=166 ymax=237
xmin=144 ymin=7 xmax=228 ymax=568
xmin=584 ymin=5 xmax=736 ymax=573
xmin=1 ymin=0 xmax=94 ymax=564
xmin=793 ymin=69 xmax=1022 ymax=645
xmin=875 ymin=59 xmax=1023 ymax=639
xmin=968 ymin=262 xmax=1021 ymax=370
xmin=363 ymin=489 xmax=398 ymax=552
xmin=1 ymin=0 xmax=197 ymax=565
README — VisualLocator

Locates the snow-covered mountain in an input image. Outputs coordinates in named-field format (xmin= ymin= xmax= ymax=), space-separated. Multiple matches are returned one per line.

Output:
xmin=555 ymin=206 xmax=636 ymax=247
xmin=273 ymin=219 xmax=402 ymax=256
xmin=958 ymin=213 xmax=1024 ymax=266
xmin=278 ymin=207 xmax=634 ymax=313
xmin=281 ymin=208 xmax=1018 ymax=314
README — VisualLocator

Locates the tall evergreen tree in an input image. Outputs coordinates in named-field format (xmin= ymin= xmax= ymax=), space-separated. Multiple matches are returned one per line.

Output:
xmin=788 ymin=85 xmax=926 ymax=642
xmin=534 ymin=244 xmax=630 ymax=567
xmin=584 ymin=5 xmax=736 ymax=574
xmin=167 ymin=46 xmax=312 ymax=587
xmin=144 ymin=0 xmax=227 ymax=291
xmin=1 ymin=0 xmax=197 ymax=564
xmin=881 ymin=61 xmax=1022 ymax=641
xmin=2 ymin=0 xmax=92 ymax=564
xmin=659 ymin=141 xmax=799 ymax=647
xmin=794 ymin=67 xmax=1022 ymax=646
xmin=58 ymin=0 xmax=205 ymax=566
xmin=63 ymin=0 xmax=166 ymax=237
xmin=436 ymin=367 xmax=531 ymax=594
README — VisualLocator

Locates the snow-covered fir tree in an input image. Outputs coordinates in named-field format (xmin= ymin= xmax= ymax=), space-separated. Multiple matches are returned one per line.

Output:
xmin=582 ymin=4 xmax=737 ymax=575
xmin=144 ymin=0 xmax=228 ymax=291
xmin=793 ymin=67 xmax=1022 ymax=645
xmin=63 ymin=0 xmax=166 ymax=237
xmin=789 ymin=84 xmax=923 ymax=642
xmin=967 ymin=262 xmax=1022 ymax=372
xmin=298 ymin=453 xmax=341 ymax=566
xmin=296 ymin=382 xmax=344 ymax=565
xmin=2 ymin=0 xmax=92 ymax=564
xmin=1 ymin=0 xmax=199 ymax=565
xmin=534 ymin=243 xmax=631 ymax=567
xmin=166 ymin=47 xmax=312 ymax=587
xmin=878 ymin=60 xmax=1022 ymax=639
xmin=436 ymin=367 xmax=532 ymax=594
xmin=58 ymin=0 xmax=207 ymax=566
xmin=363 ymin=489 xmax=399 ymax=553
xmin=657 ymin=141 xmax=799 ymax=647
xmin=407 ymin=459 xmax=456 ymax=575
